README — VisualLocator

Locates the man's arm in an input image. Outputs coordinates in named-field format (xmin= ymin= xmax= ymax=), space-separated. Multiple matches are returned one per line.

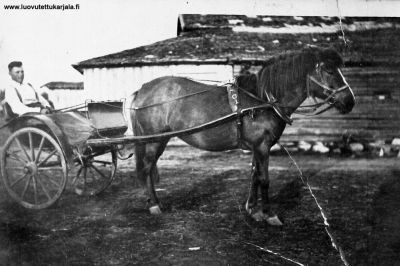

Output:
xmin=27 ymin=83 xmax=51 ymax=109
xmin=4 ymin=86 xmax=40 ymax=115
xmin=37 ymin=93 xmax=52 ymax=109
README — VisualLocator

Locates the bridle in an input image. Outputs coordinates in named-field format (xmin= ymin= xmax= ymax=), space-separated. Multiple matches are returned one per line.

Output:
xmin=295 ymin=63 xmax=353 ymax=115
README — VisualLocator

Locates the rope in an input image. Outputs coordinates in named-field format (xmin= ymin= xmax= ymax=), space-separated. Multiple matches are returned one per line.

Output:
xmin=278 ymin=141 xmax=350 ymax=266
xmin=336 ymin=0 xmax=348 ymax=46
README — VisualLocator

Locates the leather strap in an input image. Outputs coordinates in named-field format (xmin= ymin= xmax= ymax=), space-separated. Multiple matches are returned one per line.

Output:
xmin=227 ymin=84 xmax=244 ymax=149
xmin=14 ymin=83 xmax=42 ymax=107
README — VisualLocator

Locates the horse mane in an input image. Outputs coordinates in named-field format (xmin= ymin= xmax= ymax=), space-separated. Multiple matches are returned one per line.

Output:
xmin=235 ymin=73 xmax=258 ymax=96
xmin=248 ymin=46 xmax=344 ymax=102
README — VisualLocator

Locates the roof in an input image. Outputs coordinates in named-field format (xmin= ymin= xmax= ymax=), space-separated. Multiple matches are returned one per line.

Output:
xmin=41 ymin=81 xmax=83 ymax=90
xmin=177 ymin=15 xmax=400 ymax=35
xmin=73 ymin=15 xmax=400 ymax=73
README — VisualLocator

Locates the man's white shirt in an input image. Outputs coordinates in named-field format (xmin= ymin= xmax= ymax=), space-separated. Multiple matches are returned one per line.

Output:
xmin=4 ymin=79 xmax=50 ymax=115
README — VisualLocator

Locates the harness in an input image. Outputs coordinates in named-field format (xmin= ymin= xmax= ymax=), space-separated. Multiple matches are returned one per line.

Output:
xmin=227 ymin=84 xmax=244 ymax=148
xmin=227 ymin=83 xmax=295 ymax=148
xmin=122 ymin=65 xmax=353 ymax=149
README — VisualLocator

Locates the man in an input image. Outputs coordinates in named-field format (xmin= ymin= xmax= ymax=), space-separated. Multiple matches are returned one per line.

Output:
xmin=3 ymin=61 xmax=52 ymax=117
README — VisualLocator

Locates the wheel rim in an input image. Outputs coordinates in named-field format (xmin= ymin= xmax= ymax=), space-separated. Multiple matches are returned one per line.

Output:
xmin=72 ymin=149 xmax=117 ymax=196
xmin=1 ymin=127 xmax=67 ymax=209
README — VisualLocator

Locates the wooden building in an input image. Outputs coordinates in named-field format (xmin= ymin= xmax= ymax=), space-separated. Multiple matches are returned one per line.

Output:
xmin=73 ymin=15 xmax=400 ymax=142
xmin=40 ymin=81 xmax=84 ymax=109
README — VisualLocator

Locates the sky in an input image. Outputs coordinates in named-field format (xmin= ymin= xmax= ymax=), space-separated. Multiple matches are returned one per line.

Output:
xmin=0 ymin=0 xmax=399 ymax=88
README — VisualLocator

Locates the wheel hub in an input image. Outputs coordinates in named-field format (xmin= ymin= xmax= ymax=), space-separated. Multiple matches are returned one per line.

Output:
xmin=24 ymin=162 xmax=38 ymax=175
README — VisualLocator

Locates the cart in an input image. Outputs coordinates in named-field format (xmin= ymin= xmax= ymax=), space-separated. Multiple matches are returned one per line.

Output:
xmin=0 ymin=101 xmax=128 ymax=209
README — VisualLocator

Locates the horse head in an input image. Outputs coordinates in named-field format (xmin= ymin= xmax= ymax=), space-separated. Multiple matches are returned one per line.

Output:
xmin=307 ymin=47 xmax=355 ymax=114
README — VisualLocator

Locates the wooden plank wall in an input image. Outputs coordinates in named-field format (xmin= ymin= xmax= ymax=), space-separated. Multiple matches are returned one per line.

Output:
xmin=282 ymin=67 xmax=400 ymax=142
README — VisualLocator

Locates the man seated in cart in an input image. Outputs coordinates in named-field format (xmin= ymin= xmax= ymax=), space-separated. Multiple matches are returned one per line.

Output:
xmin=2 ymin=61 xmax=53 ymax=119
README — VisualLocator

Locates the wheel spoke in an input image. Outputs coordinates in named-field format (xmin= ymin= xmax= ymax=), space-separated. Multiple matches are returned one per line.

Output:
xmin=87 ymin=151 xmax=110 ymax=159
xmin=29 ymin=132 xmax=35 ymax=162
xmin=92 ymin=160 xmax=112 ymax=165
xmin=36 ymin=175 xmax=52 ymax=200
xmin=83 ymin=167 xmax=87 ymax=186
xmin=32 ymin=175 xmax=38 ymax=204
xmin=21 ymin=175 xmax=32 ymax=200
xmin=15 ymin=137 xmax=31 ymax=161
xmin=72 ymin=166 xmax=83 ymax=185
xmin=38 ymin=160 xmax=62 ymax=167
xmin=5 ymin=166 xmax=25 ymax=170
xmin=37 ymin=150 xmax=57 ymax=167
xmin=10 ymin=173 xmax=29 ymax=187
xmin=7 ymin=153 xmax=28 ymax=164
xmin=41 ymin=173 xmax=61 ymax=189
xmin=35 ymin=136 xmax=45 ymax=163
xmin=88 ymin=166 xmax=99 ymax=182
xmin=38 ymin=167 xmax=64 ymax=171
xmin=90 ymin=164 xmax=108 ymax=180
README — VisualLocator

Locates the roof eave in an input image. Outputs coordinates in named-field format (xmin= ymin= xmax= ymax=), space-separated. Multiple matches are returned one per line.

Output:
xmin=72 ymin=64 xmax=83 ymax=74
xmin=72 ymin=58 xmax=247 ymax=70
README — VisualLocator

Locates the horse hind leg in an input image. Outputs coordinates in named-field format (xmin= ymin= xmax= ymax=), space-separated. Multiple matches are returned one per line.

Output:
xmin=135 ymin=141 xmax=168 ymax=215
xmin=134 ymin=144 xmax=146 ymax=186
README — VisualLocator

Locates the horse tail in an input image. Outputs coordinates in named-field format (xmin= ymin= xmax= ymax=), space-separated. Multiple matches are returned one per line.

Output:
xmin=129 ymin=91 xmax=144 ymax=136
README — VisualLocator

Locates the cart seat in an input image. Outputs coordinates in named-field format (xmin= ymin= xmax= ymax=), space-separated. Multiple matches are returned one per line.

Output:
xmin=87 ymin=101 xmax=128 ymax=138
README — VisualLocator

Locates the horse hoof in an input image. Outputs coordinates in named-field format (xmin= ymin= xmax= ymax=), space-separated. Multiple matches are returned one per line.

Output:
xmin=245 ymin=201 xmax=251 ymax=213
xmin=149 ymin=205 xmax=162 ymax=215
xmin=245 ymin=200 xmax=254 ymax=215
xmin=266 ymin=215 xmax=283 ymax=226
xmin=74 ymin=187 xmax=83 ymax=196
xmin=252 ymin=210 xmax=266 ymax=222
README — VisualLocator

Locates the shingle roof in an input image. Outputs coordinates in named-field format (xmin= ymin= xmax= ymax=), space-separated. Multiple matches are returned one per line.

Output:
xmin=73 ymin=15 xmax=400 ymax=73
xmin=178 ymin=15 xmax=398 ymax=34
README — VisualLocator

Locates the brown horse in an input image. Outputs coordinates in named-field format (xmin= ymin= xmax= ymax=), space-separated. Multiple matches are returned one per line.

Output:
xmin=130 ymin=46 xmax=355 ymax=225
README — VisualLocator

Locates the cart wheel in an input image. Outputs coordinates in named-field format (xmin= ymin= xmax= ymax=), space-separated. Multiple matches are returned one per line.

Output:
xmin=72 ymin=149 xmax=117 ymax=196
xmin=1 ymin=127 xmax=68 ymax=209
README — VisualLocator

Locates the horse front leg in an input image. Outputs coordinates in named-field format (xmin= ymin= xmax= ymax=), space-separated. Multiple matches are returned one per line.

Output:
xmin=249 ymin=139 xmax=283 ymax=226
xmin=245 ymin=156 xmax=259 ymax=215
xmin=258 ymin=152 xmax=283 ymax=226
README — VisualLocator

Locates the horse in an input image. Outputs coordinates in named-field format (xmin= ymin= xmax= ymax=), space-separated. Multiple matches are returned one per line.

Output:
xmin=129 ymin=46 xmax=355 ymax=225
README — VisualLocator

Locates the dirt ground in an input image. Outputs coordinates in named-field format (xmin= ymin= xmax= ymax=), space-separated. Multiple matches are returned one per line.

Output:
xmin=0 ymin=142 xmax=399 ymax=266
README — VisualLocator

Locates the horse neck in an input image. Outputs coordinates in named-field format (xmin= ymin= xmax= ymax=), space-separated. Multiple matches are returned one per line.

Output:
xmin=257 ymin=50 xmax=317 ymax=116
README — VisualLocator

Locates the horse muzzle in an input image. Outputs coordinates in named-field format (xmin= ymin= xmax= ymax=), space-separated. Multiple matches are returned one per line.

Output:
xmin=334 ymin=86 xmax=355 ymax=114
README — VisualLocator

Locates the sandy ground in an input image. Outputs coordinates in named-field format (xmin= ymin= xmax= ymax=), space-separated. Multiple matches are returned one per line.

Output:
xmin=0 ymin=143 xmax=399 ymax=265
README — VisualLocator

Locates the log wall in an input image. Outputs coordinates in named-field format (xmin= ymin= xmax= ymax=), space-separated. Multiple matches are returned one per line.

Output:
xmin=281 ymin=66 xmax=400 ymax=142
